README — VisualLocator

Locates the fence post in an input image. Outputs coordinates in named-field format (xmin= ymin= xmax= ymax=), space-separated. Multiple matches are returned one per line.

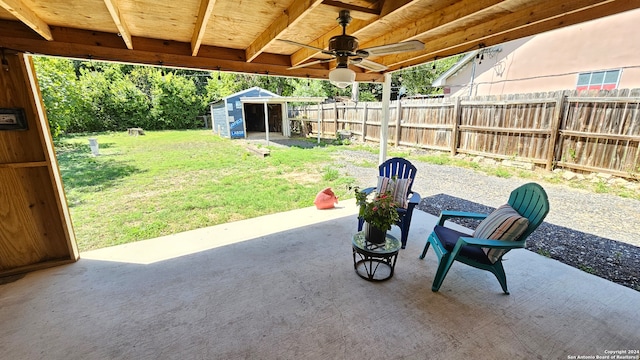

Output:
xmin=546 ymin=93 xmax=565 ymax=170
xmin=450 ymin=97 xmax=461 ymax=155
xmin=394 ymin=100 xmax=402 ymax=146
xmin=362 ymin=102 xmax=368 ymax=141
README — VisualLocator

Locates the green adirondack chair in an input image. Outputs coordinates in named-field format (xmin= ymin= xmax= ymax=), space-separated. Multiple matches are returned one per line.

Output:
xmin=419 ymin=182 xmax=550 ymax=294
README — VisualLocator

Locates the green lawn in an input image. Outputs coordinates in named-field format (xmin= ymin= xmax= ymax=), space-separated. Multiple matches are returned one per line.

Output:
xmin=56 ymin=130 xmax=355 ymax=251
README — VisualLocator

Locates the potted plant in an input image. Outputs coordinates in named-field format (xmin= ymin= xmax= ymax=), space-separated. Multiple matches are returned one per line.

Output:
xmin=354 ymin=187 xmax=400 ymax=244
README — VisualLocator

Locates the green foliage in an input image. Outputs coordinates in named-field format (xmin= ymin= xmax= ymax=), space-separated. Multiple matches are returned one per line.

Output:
xmin=537 ymin=249 xmax=551 ymax=257
xmin=34 ymin=59 xmax=208 ymax=134
xmin=291 ymin=78 xmax=340 ymax=98
xmin=357 ymin=160 xmax=377 ymax=168
xmin=205 ymin=72 xmax=249 ymax=102
xmin=578 ymin=264 xmax=595 ymax=274
xmin=354 ymin=188 xmax=400 ymax=232
xmin=490 ymin=167 xmax=513 ymax=178
xmin=32 ymin=57 xmax=84 ymax=137
xmin=594 ymin=180 xmax=609 ymax=193
xmin=150 ymin=73 xmax=203 ymax=129
xmin=416 ymin=153 xmax=452 ymax=165
xmin=390 ymin=55 xmax=462 ymax=97
xmin=76 ymin=66 xmax=151 ymax=132
xmin=322 ymin=166 xmax=340 ymax=181
xmin=350 ymin=55 xmax=461 ymax=101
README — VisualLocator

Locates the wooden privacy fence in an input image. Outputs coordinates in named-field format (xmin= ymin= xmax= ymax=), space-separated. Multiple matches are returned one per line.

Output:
xmin=289 ymin=89 xmax=640 ymax=179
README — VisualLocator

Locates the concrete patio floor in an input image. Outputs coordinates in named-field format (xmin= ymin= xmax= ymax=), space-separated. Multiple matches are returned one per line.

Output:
xmin=1 ymin=200 xmax=638 ymax=359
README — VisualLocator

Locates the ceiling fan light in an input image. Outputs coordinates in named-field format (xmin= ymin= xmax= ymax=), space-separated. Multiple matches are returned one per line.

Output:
xmin=329 ymin=67 xmax=355 ymax=88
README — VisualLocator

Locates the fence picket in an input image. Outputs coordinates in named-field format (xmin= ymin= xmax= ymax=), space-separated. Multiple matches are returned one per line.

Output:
xmin=289 ymin=89 xmax=640 ymax=179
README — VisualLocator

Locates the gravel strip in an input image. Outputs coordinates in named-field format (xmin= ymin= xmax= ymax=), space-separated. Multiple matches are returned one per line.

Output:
xmin=330 ymin=149 xmax=640 ymax=292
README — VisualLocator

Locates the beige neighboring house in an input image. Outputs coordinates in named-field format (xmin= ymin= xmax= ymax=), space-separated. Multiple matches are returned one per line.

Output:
xmin=434 ymin=9 xmax=640 ymax=97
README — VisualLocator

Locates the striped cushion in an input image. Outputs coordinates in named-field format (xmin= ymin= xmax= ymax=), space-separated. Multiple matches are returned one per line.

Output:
xmin=473 ymin=204 xmax=529 ymax=263
xmin=376 ymin=176 xmax=412 ymax=208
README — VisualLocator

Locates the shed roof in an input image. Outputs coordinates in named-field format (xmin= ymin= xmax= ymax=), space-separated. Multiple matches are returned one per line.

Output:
xmin=240 ymin=97 xmax=325 ymax=104
xmin=209 ymin=87 xmax=279 ymax=105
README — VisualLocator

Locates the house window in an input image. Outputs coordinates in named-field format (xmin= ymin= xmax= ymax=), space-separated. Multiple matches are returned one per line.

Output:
xmin=576 ymin=69 xmax=621 ymax=91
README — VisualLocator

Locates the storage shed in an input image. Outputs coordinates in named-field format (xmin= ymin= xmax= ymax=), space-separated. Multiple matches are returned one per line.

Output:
xmin=209 ymin=87 xmax=280 ymax=139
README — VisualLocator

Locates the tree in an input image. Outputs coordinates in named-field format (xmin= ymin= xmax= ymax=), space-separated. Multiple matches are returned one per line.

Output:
xmin=150 ymin=72 xmax=203 ymax=129
xmin=75 ymin=63 xmax=151 ymax=132
xmin=204 ymin=72 xmax=247 ymax=103
xmin=391 ymin=55 xmax=462 ymax=97
xmin=32 ymin=56 xmax=83 ymax=137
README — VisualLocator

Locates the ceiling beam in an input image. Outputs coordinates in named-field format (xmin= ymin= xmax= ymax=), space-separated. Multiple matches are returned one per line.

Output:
xmin=289 ymin=0 xmax=421 ymax=66
xmin=0 ymin=21 xmax=384 ymax=82
xmin=320 ymin=0 xmax=380 ymax=21
xmin=380 ymin=0 xmax=626 ymax=69
xmin=0 ymin=0 xmax=53 ymax=40
xmin=191 ymin=0 xmax=217 ymax=56
xmin=379 ymin=0 xmax=414 ymax=17
xmin=356 ymin=0 xmax=509 ymax=52
xmin=245 ymin=0 xmax=323 ymax=63
xmin=103 ymin=0 xmax=133 ymax=49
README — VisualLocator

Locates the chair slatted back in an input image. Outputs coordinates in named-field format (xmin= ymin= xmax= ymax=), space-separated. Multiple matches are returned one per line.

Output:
xmin=507 ymin=182 xmax=550 ymax=240
xmin=379 ymin=157 xmax=418 ymax=194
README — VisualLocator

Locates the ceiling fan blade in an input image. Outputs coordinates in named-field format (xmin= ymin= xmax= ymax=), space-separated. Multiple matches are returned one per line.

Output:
xmin=277 ymin=39 xmax=334 ymax=55
xmin=288 ymin=58 xmax=333 ymax=70
xmin=353 ymin=59 xmax=387 ymax=72
xmin=360 ymin=40 xmax=424 ymax=56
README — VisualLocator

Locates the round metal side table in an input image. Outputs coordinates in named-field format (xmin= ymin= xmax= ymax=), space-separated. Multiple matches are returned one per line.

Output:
xmin=352 ymin=231 xmax=401 ymax=281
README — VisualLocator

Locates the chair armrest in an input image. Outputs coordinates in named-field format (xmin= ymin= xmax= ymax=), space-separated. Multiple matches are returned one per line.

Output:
xmin=458 ymin=237 xmax=526 ymax=249
xmin=359 ymin=187 xmax=375 ymax=195
xmin=408 ymin=191 xmax=420 ymax=205
xmin=437 ymin=211 xmax=488 ymax=226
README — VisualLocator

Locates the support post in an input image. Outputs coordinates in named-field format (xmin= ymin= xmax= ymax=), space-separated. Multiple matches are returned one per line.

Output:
xmin=362 ymin=102 xmax=368 ymax=141
xmin=379 ymin=73 xmax=392 ymax=164
xmin=317 ymin=103 xmax=321 ymax=144
xmin=334 ymin=102 xmax=338 ymax=137
xmin=394 ymin=99 xmax=402 ymax=146
xmin=263 ymin=102 xmax=269 ymax=146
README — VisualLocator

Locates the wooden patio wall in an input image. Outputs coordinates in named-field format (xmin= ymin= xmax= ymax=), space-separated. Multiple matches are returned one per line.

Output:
xmin=290 ymin=89 xmax=640 ymax=179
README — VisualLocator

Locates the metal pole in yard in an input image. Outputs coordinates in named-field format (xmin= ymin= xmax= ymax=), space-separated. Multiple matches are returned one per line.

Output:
xmin=264 ymin=102 xmax=269 ymax=146
xmin=379 ymin=73 xmax=392 ymax=164
xmin=317 ymin=103 xmax=321 ymax=144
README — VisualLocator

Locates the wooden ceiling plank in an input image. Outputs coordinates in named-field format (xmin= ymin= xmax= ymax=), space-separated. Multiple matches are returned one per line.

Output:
xmin=320 ymin=0 xmax=380 ymax=20
xmin=245 ymin=0 xmax=323 ymax=63
xmin=380 ymin=0 xmax=623 ymax=68
xmin=191 ymin=0 xmax=217 ymax=56
xmin=290 ymin=0 xmax=422 ymax=66
xmin=0 ymin=0 xmax=52 ymax=41
xmin=358 ymin=0 xmax=509 ymax=51
xmin=380 ymin=0 xmax=417 ymax=17
xmin=103 ymin=0 xmax=133 ymax=50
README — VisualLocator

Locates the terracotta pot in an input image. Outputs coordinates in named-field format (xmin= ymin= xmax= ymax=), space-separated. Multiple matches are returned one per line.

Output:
xmin=364 ymin=222 xmax=386 ymax=244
